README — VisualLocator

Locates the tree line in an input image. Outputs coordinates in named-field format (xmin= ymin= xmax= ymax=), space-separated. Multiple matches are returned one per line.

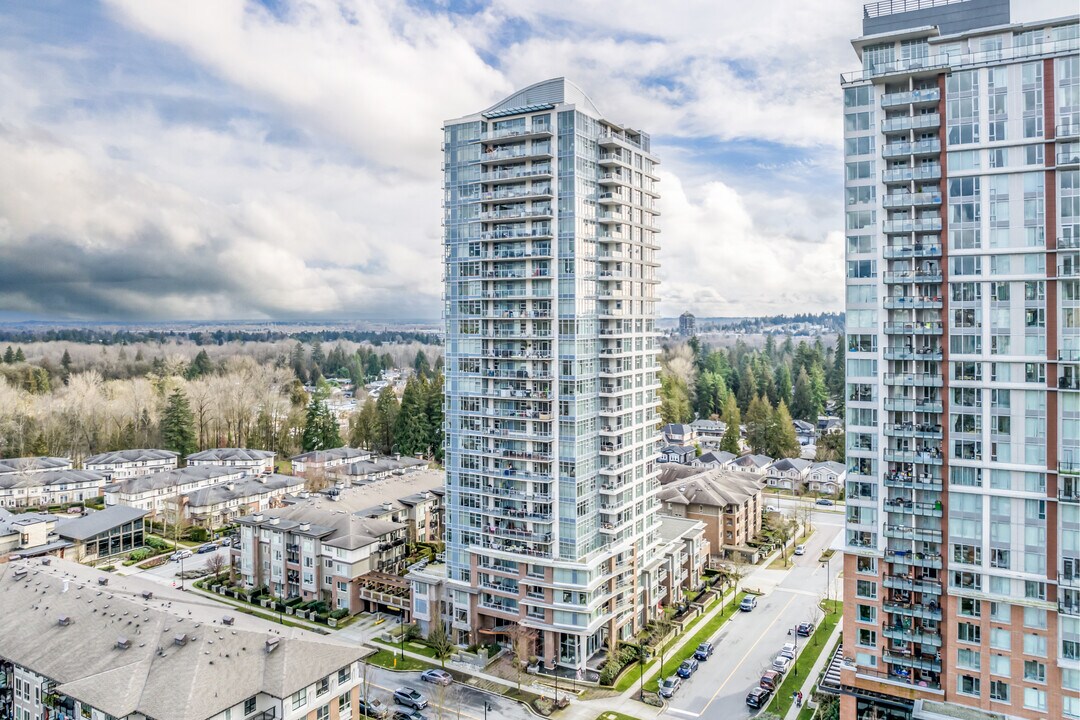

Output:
xmin=0 ymin=326 xmax=441 ymax=346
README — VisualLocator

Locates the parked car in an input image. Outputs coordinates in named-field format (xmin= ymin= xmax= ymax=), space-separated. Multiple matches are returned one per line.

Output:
xmin=693 ymin=642 xmax=714 ymax=661
xmin=815 ymin=498 xmax=835 ymax=506
xmin=196 ymin=544 xmax=217 ymax=554
xmin=420 ymin=669 xmax=453 ymax=686
xmin=393 ymin=712 xmax=427 ymax=720
xmin=676 ymin=658 xmax=699 ymax=679
xmin=772 ymin=655 xmax=792 ymax=673
xmin=358 ymin=698 xmax=388 ymax=719
xmin=779 ymin=643 xmax=797 ymax=660
xmin=796 ymin=622 xmax=815 ymax=637
xmin=739 ymin=596 xmax=758 ymax=612
xmin=170 ymin=549 xmax=192 ymax=562
xmin=746 ymin=687 xmax=772 ymax=709
xmin=220 ymin=536 xmax=233 ymax=547
xmin=66 ymin=506 xmax=85 ymax=514
xmin=794 ymin=544 xmax=806 ymax=556
xmin=759 ymin=670 xmax=783 ymax=691
xmin=393 ymin=688 xmax=427 ymax=710
xmin=658 ymin=675 xmax=682 ymax=698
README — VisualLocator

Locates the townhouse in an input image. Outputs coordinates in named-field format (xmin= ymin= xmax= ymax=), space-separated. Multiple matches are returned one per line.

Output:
xmin=0 ymin=469 xmax=110 ymax=508
xmin=103 ymin=465 xmax=247 ymax=518
xmin=186 ymin=448 xmax=276 ymax=474
xmin=165 ymin=473 xmax=306 ymax=530
xmin=82 ymin=449 xmax=178 ymax=480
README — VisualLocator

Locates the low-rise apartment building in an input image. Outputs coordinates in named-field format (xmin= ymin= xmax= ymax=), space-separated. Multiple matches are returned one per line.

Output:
xmin=186 ymin=447 xmax=276 ymax=474
xmin=82 ymin=449 xmax=178 ymax=479
xmin=645 ymin=516 xmax=709 ymax=610
xmin=0 ymin=509 xmax=58 ymax=558
xmin=658 ymin=468 xmax=763 ymax=562
xmin=806 ymin=461 xmax=846 ymax=496
xmin=764 ymin=457 xmax=812 ymax=491
xmin=0 ymin=469 xmax=110 ymax=508
xmin=0 ymin=457 xmax=72 ymax=476
xmin=326 ymin=454 xmax=428 ymax=485
xmin=0 ymin=560 xmax=366 ymax=720
xmin=165 ymin=473 xmax=306 ymax=529
xmin=103 ymin=465 xmax=246 ymax=517
xmin=290 ymin=447 xmax=372 ymax=477
xmin=235 ymin=506 xmax=410 ymax=616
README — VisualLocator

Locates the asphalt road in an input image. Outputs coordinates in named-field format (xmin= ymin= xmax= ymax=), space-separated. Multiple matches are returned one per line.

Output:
xmin=357 ymin=665 xmax=534 ymax=720
xmin=659 ymin=510 xmax=843 ymax=720
xmin=136 ymin=546 xmax=232 ymax=587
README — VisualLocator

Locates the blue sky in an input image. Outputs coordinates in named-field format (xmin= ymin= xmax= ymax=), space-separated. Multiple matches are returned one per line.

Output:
xmin=0 ymin=0 xmax=1069 ymax=321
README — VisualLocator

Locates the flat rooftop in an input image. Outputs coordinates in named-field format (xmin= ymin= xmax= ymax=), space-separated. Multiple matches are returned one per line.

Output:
xmin=309 ymin=469 xmax=445 ymax=513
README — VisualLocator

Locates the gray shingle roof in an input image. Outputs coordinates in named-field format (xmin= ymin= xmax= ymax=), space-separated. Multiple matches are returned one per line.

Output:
xmin=55 ymin=505 xmax=148 ymax=541
xmin=0 ymin=469 xmax=108 ymax=490
xmin=84 ymin=449 xmax=179 ymax=466
xmin=186 ymin=448 xmax=275 ymax=463
xmin=181 ymin=475 xmax=305 ymax=508
xmin=811 ymin=461 xmax=846 ymax=475
xmin=336 ymin=455 xmax=427 ymax=476
xmin=0 ymin=457 xmax=72 ymax=474
xmin=104 ymin=466 xmax=243 ymax=495
xmin=0 ymin=563 xmax=363 ymax=720
xmin=290 ymin=447 xmax=369 ymax=463
xmin=768 ymin=458 xmax=811 ymax=472
xmin=238 ymin=504 xmax=405 ymax=551
xmin=658 ymin=469 xmax=762 ymax=508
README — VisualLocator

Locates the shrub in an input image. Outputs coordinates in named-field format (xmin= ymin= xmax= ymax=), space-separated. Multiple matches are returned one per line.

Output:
xmin=188 ymin=527 xmax=209 ymax=542
xmin=598 ymin=643 xmax=640 ymax=686
xmin=128 ymin=548 xmax=153 ymax=562
xmin=330 ymin=608 xmax=349 ymax=620
xmin=146 ymin=537 xmax=170 ymax=551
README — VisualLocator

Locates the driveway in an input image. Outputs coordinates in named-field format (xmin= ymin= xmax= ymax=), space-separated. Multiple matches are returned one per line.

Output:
xmin=657 ymin=510 xmax=843 ymax=719
xmin=357 ymin=664 xmax=535 ymax=720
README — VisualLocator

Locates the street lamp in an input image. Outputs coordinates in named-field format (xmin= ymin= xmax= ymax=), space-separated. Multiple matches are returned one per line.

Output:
xmin=400 ymin=613 xmax=406 ymax=661
xmin=179 ymin=553 xmax=185 ymax=591
xmin=483 ymin=702 xmax=492 ymax=720
xmin=549 ymin=659 xmax=559 ymax=705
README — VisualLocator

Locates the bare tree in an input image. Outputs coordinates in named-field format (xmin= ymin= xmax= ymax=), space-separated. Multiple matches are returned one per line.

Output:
xmin=426 ymin=607 xmax=454 ymax=669
xmin=206 ymin=552 xmax=226 ymax=579
xmin=509 ymin=625 xmax=539 ymax=691
xmin=726 ymin=559 xmax=750 ymax=609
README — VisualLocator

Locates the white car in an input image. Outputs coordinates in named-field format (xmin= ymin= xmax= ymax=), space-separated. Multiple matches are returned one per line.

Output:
xmin=170 ymin=549 xmax=193 ymax=562
xmin=779 ymin=643 xmax=797 ymax=660
xmin=772 ymin=655 xmax=792 ymax=673
xmin=794 ymin=544 xmax=806 ymax=556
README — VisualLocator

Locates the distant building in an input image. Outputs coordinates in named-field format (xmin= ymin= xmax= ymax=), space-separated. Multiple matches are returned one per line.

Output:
xmin=0 ymin=508 xmax=59 ymax=558
xmin=691 ymin=450 xmax=736 ymax=469
xmin=53 ymin=504 xmax=149 ymax=563
xmin=290 ymin=447 xmax=371 ymax=477
xmin=648 ymin=516 xmax=709 ymax=608
xmin=764 ymin=457 xmax=812 ymax=491
xmin=662 ymin=423 xmax=696 ymax=445
xmin=186 ymin=448 xmax=275 ymax=474
xmin=658 ymin=444 xmax=695 ymax=464
xmin=326 ymin=454 xmax=428 ymax=484
xmin=792 ymin=419 xmax=817 ymax=446
xmin=679 ymin=311 xmax=697 ymax=336
xmin=165 ymin=473 xmax=306 ymax=529
xmin=103 ymin=466 xmax=247 ymax=518
xmin=689 ymin=418 xmax=725 ymax=439
xmin=0 ymin=559 xmax=366 ymax=720
xmin=727 ymin=453 xmax=773 ymax=478
xmin=657 ymin=468 xmax=763 ymax=562
xmin=82 ymin=449 xmax=178 ymax=479
xmin=807 ymin=461 xmax=846 ymax=496
xmin=0 ymin=469 xmax=110 ymax=508
xmin=0 ymin=457 xmax=72 ymax=476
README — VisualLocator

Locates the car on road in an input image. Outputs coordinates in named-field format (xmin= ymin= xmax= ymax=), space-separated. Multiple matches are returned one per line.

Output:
xmin=796 ymin=622 xmax=815 ymax=637
xmin=358 ymin=697 xmax=388 ymax=719
xmin=420 ymin=669 xmax=453 ymax=686
xmin=693 ymin=642 xmax=714 ymax=661
xmin=746 ymin=687 xmax=772 ymax=709
xmin=739 ymin=596 xmax=758 ymax=612
xmin=759 ymin=670 xmax=783 ymax=691
xmin=658 ymin=675 xmax=681 ymax=698
xmin=765 ymin=505 xmax=779 ymax=513
xmin=772 ymin=655 xmax=792 ymax=673
xmin=220 ymin=536 xmax=233 ymax=547
xmin=815 ymin=498 xmax=835 ymax=506
xmin=170 ymin=549 xmax=192 ymax=562
xmin=393 ymin=712 xmax=427 ymax=720
xmin=676 ymin=658 xmax=699 ymax=679
xmin=393 ymin=688 xmax=427 ymax=710
xmin=196 ymin=543 xmax=217 ymax=554
xmin=779 ymin=643 xmax=797 ymax=660
xmin=794 ymin=544 xmax=806 ymax=556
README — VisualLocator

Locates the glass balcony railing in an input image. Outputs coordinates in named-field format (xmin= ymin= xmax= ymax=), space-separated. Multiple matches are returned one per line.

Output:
xmin=881 ymin=88 xmax=940 ymax=108
xmin=882 ymin=113 xmax=940 ymax=133
xmin=883 ymin=165 xmax=941 ymax=183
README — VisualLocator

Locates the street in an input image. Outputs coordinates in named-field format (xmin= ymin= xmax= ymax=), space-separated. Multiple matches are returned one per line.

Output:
xmin=133 ymin=546 xmax=232 ymax=588
xmin=658 ymin=508 xmax=843 ymax=720
xmin=356 ymin=664 xmax=534 ymax=720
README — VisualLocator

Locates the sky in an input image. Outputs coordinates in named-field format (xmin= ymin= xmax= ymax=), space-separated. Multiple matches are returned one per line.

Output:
xmin=0 ymin=0 xmax=1073 ymax=322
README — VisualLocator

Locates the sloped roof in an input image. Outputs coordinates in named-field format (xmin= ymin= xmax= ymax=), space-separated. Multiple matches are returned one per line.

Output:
xmin=56 ymin=505 xmax=148 ymax=541
xmin=290 ymin=447 xmax=370 ymax=463
xmin=181 ymin=475 xmax=306 ymax=508
xmin=0 ymin=457 xmax=72 ymax=474
xmin=731 ymin=454 xmax=773 ymax=468
xmin=186 ymin=448 xmax=275 ymax=463
xmin=0 ymin=469 xmax=108 ymax=490
xmin=239 ymin=504 xmax=405 ymax=551
xmin=482 ymin=77 xmax=602 ymax=118
xmin=0 ymin=563 xmax=364 ymax=720
xmin=658 ymin=469 xmax=762 ymax=509
xmin=697 ymin=450 xmax=735 ymax=465
xmin=768 ymin=458 xmax=811 ymax=473
xmin=104 ymin=466 xmax=243 ymax=495
xmin=84 ymin=449 xmax=178 ymax=466
xmin=811 ymin=461 xmax=846 ymax=475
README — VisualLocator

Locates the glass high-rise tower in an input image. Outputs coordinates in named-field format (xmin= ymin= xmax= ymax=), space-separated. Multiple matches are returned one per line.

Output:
xmin=841 ymin=1 xmax=1079 ymax=718
xmin=441 ymin=78 xmax=662 ymax=670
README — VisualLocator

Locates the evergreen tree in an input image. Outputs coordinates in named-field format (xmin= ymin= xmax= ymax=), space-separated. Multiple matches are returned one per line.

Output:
xmin=380 ymin=353 xmax=394 ymax=372
xmin=186 ymin=349 xmax=214 ymax=379
xmin=830 ymin=334 xmax=846 ymax=403
xmin=776 ymin=364 xmax=793 ymax=408
xmin=764 ymin=334 xmax=777 ymax=360
xmin=374 ymin=388 xmax=400 ymax=454
xmin=745 ymin=395 xmax=772 ymax=455
xmin=425 ymin=373 xmax=445 ymax=462
xmin=659 ymin=373 xmax=692 ymax=425
xmin=413 ymin=350 xmax=431 ymax=379
xmin=13 ymin=347 xmax=25 ymax=363
xmin=2 ymin=346 xmax=13 ymax=364
xmin=720 ymin=394 xmax=742 ymax=455
xmin=736 ymin=363 xmax=757 ymax=412
xmin=395 ymin=376 xmax=431 ymax=456
xmin=694 ymin=370 xmax=727 ymax=419
xmin=349 ymin=398 xmax=379 ymax=450
xmin=792 ymin=367 xmax=816 ymax=421
xmin=161 ymin=389 xmax=197 ymax=458
xmin=768 ymin=400 xmax=801 ymax=459
xmin=135 ymin=348 xmax=144 ymax=362
xmin=30 ymin=431 xmax=49 ymax=457
xmin=310 ymin=340 xmax=326 ymax=371
xmin=809 ymin=363 xmax=829 ymax=417
xmin=61 ymin=349 xmax=72 ymax=372
xmin=364 ymin=353 xmax=382 ymax=381
xmin=301 ymin=389 xmax=341 ymax=452
xmin=290 ymin=342 xmax=307 ymax=383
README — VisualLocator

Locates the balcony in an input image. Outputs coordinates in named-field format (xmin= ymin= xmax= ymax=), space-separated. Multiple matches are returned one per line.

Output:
xmin=885 ymin=550 xmax=943 ymax=569
xmin=884 ymin=652 xmax=941 ymax=673
xmin=480 ymin=185 xmax=553 ymax=202
xmin=480 ymin=228 xmax=553 ymax=241
xmin=481 ymin=167 xmax=553 ymax=183
xmin=598 ymin=130 xmax=645 ymax=151
xmin=883 ymin=164 xmax=941 ymax=183
xmin=883 ymin=192 xmax=942 ymax=209
xmin=1058 ymin=121 xmax=1080 ymax=139
xmin=883 ymin=373 xmax=943 ymax=387
xmin=883 ymin=423 xmax=942 ymax=439
xmin=883 ymin=295 xmax=942 ymax=310
xmin=883 ymin=626 xmax=942 ymax=648
xmin=881 ymin=88 xmax=940 ymax=109
xmin=884 ymin=601 xmax=942 ymax=622
xmin=478 ymin=208 xmax=552 ymax=222
xmin=881 ymin=113 xmax=941 ymax=133
xmin=885 ymin=498 xmax=944 ymax=518
xmin=1057 ymin=148 xmax=1080 ymax=167
xmin=884 ymin=524 xmax=943 ymax=543
xmin=883 ymin=347 xmax=942 ymax=361
xmin=883 ymin=243 xmax=942 ymax=259
xmin=882 ymin=271 xmax=943 ymax=285
xmin=884 ymin=473 xmax=943 ymax=492
xmin=883 ymin=217 xmax=942 ymax=234
xmin=882 ymin=139 xmax=941 ymax=159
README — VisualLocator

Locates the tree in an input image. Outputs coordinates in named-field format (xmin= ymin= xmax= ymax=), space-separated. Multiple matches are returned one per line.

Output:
xmin=61 ymin=349 xmax=72 ymax=373
xmin=349 ymin=398 xmax=378 ymax=450
xmin=186 ymin=349 xmax=214 ymax=379
xmin=720 ymin=395 xmax=742 ymax=454
xmin=396 ymin=376 xmax=431 ymax=456
xmin=809 ymin=363 xmax=829 ymax=418
xmin=791 ymin=367 xmax=817 ymax=422
xmin=13 ymin=348 xmax=25 ymax=363
xmin=659 ymin=373 xmax=692 ymax=425
xmin=509 ymin=625 xmax=538 ymax=692
xmin=160 ymin=389 xmax=197 ymax=458
xmin=776 ymin=364 xmax=793 ymax=408
xmin=426 ymin=617 xmax=454 ymax=669
xmin=425 ymin=373 xmax=445 ymax=462
xmin=744 ymin=395 xmax=772 ymax=455
xmin=301 ymin=389 xmax=342 ymax=453
xmin=374 ymin=388 xmax=400 ymax=454
xmin=767 ymin=400 xmax=801 ymax=459
xmin=2 ymin=347 xmax=13 ymax=364
xmin=736 ymin=363 xmax=757 ymax=412
xmin=816 ymin=431 xmax=846 ymax=463
xmin=414 ymin=350 xmax=431 ymax=379
xmin=206 ymin=553 xmax=226 ymax=578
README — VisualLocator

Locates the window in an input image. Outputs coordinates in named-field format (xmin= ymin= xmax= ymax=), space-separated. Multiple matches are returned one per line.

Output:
xmin=958 ymin=648 xmax=981 ymax=670
xmin=1024 ymin=659 xmax=1046 ymax=682
xmin=990 ymin=627 xmax=1011 ymax=650
xmin=338 ymin=665 xmax=352 ymax=684
xmin=958 ymin=622 xmax=982 ymax=643
xmin=857 ymin=604 xmax=877 ymax=623
xmin=990 ymin=680 xmax=1010 ymax=702
xmin=990 ymin=654 xmax=1011 ymax=677
xmin=1024 ymin=607 xmax=1047 ymax=629
xmin=959 ymin=598 xmax=981 ymax=617
xmin=317 ymin=706 xmax=330 ymax=720
xmin=856 ymin=580 xmax=877 ymax=599
xmin=857 ymin=628 xmax=877 ymax=647
xmin=292 ymin=688 xmax=308 ymax=710
xmin=1024 ymin=687 xmax=1047 ymax=711
xmin=844 ymin=85 xmax=872 ymax=108
xmin=339 ymin=693 xmax=352 ymax=713
xmin=1024 ymin=634 xmax=1047 ymax=658
xmin=244 ymin=698 xmax=257 ymax=716
xmin=316 ymin=675 xmax=330 ymax=696
xmin=959 ymin=674 xmax=981 ymax=696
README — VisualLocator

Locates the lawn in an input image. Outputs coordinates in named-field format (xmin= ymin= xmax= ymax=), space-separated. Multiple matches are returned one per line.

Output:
xmin=769 ymin=600 xmax=842 ymax=717
xmin=636 ymin=592 xmax=747 ymax=694
xmin=374 ymin=636 xmax=440 ymax=659
xmin=366 ymin=649 xmax=432 ymax=672
xmin=594 ymin=713 xmax=643 ymax=720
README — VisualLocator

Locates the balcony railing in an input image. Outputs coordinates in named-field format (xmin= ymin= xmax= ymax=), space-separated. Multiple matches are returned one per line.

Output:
xmin=882 ymin=139 xmax=941 ymax=158
xmin=881 ymin=113 xmax=941 ymax=133
xmin=883 ymin=243 xmax=941 ymax=258
xmin=883 ymin=295 xmax=942 ymax=310
xmin=882 ymin=192 xmax=942 ymax=209
xmin=883 ymin=165 xmax=941 ymax=183
xmin=885 ymin=550 xmax=943 ymax=569
xmin=881 ymin=88 xmax=940 ymax=108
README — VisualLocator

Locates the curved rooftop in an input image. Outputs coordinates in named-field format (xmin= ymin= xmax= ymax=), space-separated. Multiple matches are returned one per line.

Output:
xmin=483 ymin=77 xmax=603 ymax=119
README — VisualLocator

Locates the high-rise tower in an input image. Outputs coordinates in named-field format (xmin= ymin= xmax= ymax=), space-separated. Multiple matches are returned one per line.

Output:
xmin=841 ymin=1 xmax=1079 ymax=718
xmin=441 ymin=79 xmax=662 ymax=670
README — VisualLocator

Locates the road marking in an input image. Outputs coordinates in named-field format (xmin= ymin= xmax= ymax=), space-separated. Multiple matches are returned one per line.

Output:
xmin=666 ymin=708 xmax=701 ymax=717
xmin=700 ymin=594 xmax=798 ymax=712
xmin=363 ymin=679 xmax=485 ymax=720
xmin=773 ymin=588 xmax=822 ymax=599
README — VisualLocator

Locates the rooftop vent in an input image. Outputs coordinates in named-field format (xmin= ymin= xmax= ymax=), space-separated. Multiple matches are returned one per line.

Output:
xmin=13 ymin=568 xmax=28 ymax=581
xmin=142 ymin=591 xmax=154 ymax=600
xmin=174 ymin=634 xmax=188 ymax=647
xmin=222 ymin=616 xmax=234 ymax=626
xmin=97 ymin=577 xmax=109 ymax=586
xmin=269 ymin=517 xmax=280 ymax=525
xmin=116 ymin=637 xmax=131 ymax=650
xmin=299 ymin=522 xmax=311 ymax=532
xmin=41 ymin=558 xmax=51 ymax=566
xmin=265 ymin=637 xmax=280 ymax=654
xmin=382 ymin=502 xmax=393 ymax=510
xmin=58 ymin=615 xmax=71 ymax=627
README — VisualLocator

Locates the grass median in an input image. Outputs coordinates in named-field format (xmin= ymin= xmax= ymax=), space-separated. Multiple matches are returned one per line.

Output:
xmin=594 ymin=713 xmax=643 ymax=720
xmin=366 ymin=648 xmax=432 ymax=671
xmin=636 ymin=592 xmax=747 ymax=694
xmin=769 ymin=600 xmax=842 ymax=717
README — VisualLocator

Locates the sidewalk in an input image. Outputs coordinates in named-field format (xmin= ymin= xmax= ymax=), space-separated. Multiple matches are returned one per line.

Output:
xmin=782 ymin=617 xmax=843 ymax=720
